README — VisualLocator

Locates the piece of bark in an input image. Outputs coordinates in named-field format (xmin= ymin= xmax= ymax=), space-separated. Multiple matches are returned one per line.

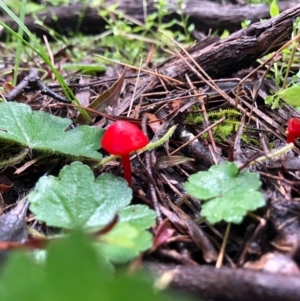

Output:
xmin=184 ymin=0 xmax=299 ymax=32
xmin=115 ymin=3 xmax=300 ymax=121
xmin=158 ymin=3 xmax=300 ymax=79
xmin=0 ymin=0 xmax=298 ymax=40
xmin=4 ymin=68 xmax=38 ymax=101
xmin=148 ymin=262 xmax=300 ymax=301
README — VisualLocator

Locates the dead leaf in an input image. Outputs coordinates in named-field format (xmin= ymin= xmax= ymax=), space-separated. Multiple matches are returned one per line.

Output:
xmin=0 ymin=175 xmax=13 ymax=193
xmin=244 ymin=252 xmax=300 ymax=275
xmin=76 ymin=77 xmax=90 ymax=107
xmin=145 ymin=113 xmax=161 ymax=133
xmin=152 ymin=219 xmax=176 ymax=250
xmin=76 ymin=68 xmax=127 ymax=124
xmin=0 ymin=201 xmax=28 ymax=265
xmin=157 ymin=156 xmax=194 ymax=169
xmin=160 ymin=202 xmax=218 ymax=263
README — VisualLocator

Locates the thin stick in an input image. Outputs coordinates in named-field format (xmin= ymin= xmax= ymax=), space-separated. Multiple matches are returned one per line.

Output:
xmin=184 ymin=72 xmax=217 ymax=153
xmin=170 ymin=117 xmax=225 ymax=155
xmin=94 ymin=54 xmax=184 ymax=85
xmin=216 ymin=223 xmax=231 ymax=268
xmin=127 ymin=59 xmax=143 ymax=117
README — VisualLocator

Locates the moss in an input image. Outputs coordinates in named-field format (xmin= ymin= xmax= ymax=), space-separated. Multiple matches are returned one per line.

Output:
xmin=186 ymin=108 xmax=259 ymax=145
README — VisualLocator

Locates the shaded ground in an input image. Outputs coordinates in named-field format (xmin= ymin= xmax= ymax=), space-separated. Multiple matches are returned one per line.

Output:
xmin=1 ymin=1 xmax=300 ymax=300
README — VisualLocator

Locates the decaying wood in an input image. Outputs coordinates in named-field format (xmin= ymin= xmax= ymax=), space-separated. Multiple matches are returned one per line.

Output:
xmin=182 ymin=0 xmax=299 ymax=32
xmin=148 ymin=262 xmax=300 ymax=301
xmin=120 ymin=4 xmax=300 ymax=119
xmin=158 ymin=3 xmax=300 ymax=79
xmin=0 ymin=0 xmax=298 ymax=40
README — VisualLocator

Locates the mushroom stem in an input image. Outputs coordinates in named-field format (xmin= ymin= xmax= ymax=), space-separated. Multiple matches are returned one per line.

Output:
xmin=121 ymin=154 xmax=132 ymax=186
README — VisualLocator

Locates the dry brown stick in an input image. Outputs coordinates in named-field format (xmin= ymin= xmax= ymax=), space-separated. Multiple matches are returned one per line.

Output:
xmin=160 ymin=200 xmax=218 ymax=263
xmin=4 ymin=68 xmax=38 ymax=101
xmin=148 ymin=262 xmax=300 ymax=301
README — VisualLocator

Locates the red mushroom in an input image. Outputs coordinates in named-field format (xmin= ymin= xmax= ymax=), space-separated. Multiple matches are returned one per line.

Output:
xmin=101 ymin=120 xmax=149 ymax=186
xmin=287 ymin=118 xmax=300 ymax=143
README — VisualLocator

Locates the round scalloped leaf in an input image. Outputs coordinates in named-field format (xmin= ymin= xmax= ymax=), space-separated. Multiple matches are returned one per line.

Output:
xmin=0 ymin=102 xmax=103 ymax=159
xmin=97 ymin=223 xmax=153 ymax=263
xmin=28 ymin=162 xmax=132 ymax=229
xmin=118 ymin=205 xmax=156 ymax=229
xmin=183 ymin=162 xmax=265 ymax=224
xmin=95 ymin=205 xmax=156 ymax=263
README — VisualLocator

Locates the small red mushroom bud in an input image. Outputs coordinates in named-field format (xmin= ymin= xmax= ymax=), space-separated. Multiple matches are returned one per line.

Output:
xmin=101 ymin=120 xmax=149 ymax=186
xmin=286 ymin=118 xmax=300 ymax=143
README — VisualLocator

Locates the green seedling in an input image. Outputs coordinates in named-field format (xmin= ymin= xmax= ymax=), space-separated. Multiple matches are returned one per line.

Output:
xmin=184 ymin=162 xmax=265 ymax=224
xmin=269 ymin=0 xmax=279 ymax=17
xmin=29 ymin=162 xmax=156 ymax=263
xmin=265 ymin=84 xmax=300 ymax=109
xmin=265 ymin=17 xmax=300 ymax=109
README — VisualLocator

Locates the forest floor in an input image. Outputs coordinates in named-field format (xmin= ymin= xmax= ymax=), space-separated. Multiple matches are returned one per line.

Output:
xmin=1 ymin=1 xmax=300 ymax=301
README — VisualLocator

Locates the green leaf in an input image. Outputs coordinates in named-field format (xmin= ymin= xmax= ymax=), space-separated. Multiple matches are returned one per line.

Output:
xmin=45 ymin=231 xmax=110 ymax=301
xmin=278 ymin=86 xmax=300 ymax=107
xmin=0 ymin=102 xmax=103 ymax=159
xmin=0 ymin=252 xmax=47 ymax=301
xmin=98 ymin=222 xmax=153 ymax=263
xmin=0 ymin=231 xmax=107 ymax=301
xmin=97 ymin=205 xmax=156 ymax=263
xmin=0 ymin=231 xmax=191 ymax=301
xmin=0 ymin=232 xmax=105 ymax=301
xmin=269 ymin=0 xmax=279 ymax=17
xmin=118 ymin=204 xmax=156 ymax=229
xmin=29 ymin=162 xmax=132 ymax=229
xmin=183 ymin=162 xmax=265 ymax=224
xmin=265 ymin=94 xmax=274 ymax=104
xmin=63 ymin=63 xmax=106 ymax=74
xmin=28 ymin=163 xmax=156 ymax=262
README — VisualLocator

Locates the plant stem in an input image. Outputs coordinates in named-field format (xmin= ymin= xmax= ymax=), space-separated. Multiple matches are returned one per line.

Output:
xmin=121 ymin=154 xmax=131 ymax=186
xmin=139 ymin=125 xmax=177 ymax=152
xmin=216 ymin=223 xmax=231 ymax=269
xmin=97 ymin=125 xmax=177 ymax=166
xmin=0 ymin=147 xmax=30 ymax=167
xmin=248 ymin=143 xmax=295 ymax=166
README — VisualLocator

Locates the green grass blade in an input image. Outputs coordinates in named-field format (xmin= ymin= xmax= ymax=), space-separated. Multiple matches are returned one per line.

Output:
xmin=13 ymin=0 xmax=27 ymax=86
xmin=0 ymin=0 xmax=92 ymax=123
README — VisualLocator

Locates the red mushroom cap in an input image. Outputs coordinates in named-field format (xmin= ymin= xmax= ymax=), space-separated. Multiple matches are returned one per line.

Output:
xmin=101 ymin=120 xmax=149 ymax=155
xmin=287 ymin=118 xmax=300 ymax=143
